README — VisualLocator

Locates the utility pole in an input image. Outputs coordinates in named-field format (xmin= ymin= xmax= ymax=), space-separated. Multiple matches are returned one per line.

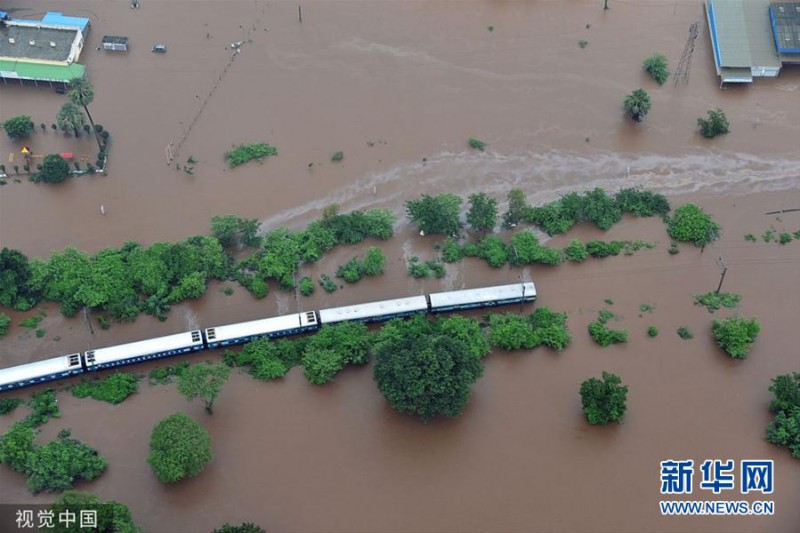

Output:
xmin=604 ymin=0 xmax=609 ymax=10
xmin=299 ymin=5 xmax=303 ymax=23
xmin=715 ymin=256 xmax=727 ymax=294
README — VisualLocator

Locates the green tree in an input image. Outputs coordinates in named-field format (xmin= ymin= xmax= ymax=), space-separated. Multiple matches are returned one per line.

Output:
xmin=623 ymin=89 xmax=651 ymax=122
xmin=148 ymin=413 xmax=212 ymax=483
xmin=466 ymin=192 xmax=498 ymax=232
xmin=225 ymin=338 xmax=289 ymax=380
xmin=362 ymin=246 xmax=386 ymax=276
xmin=47 ymin=490 xmax=141 ymax=533
xmin=666 ymin=203 xmax=720 ymax=247
xmin=25 ymin=428 xmax=108 ymax=493
xmin=38 ymin=154 xmax=72 ymax=184
xmin=712 ymin=316 xmax=760 ymax=359
xmin=0 ymin=421 xmax=36 ymax=473
xmin=212 ymin=523 xmax=266 ymax=533
xmin=0 ymin=313 xmax=11 ymax=336
xmin=177 ymin=362 xmax=231 ymax=414
xmin=765 ymin=373 xmax=800 ymax=459
xmin=406 ymin=193 xmax=463 ymax=236
xmin=563 ymin=239 xmax=588 ymax=262
xmin=642 ymin=53 xmax=669 ymax=85
xmin=373 ymin=317 xmax=483 ymax=422
xmin=697 ymin=108 xmax=730 ymax=138
xmin=302 ymin=348 xmax=344 ymax=385
xmin=501 ymin=189 xmax=529 ymax=229
xmin=56 ymin=102 xmax=86 ymax=136
xmin=2 ymin=115 xmax=34 ymax=140
xmin=67 ymin=76 xmax=103 ymax=151
xmin=211 ymin=215 xmax=261 ymax=249
xmin=580 ymin=371 xmax=628 ymax=425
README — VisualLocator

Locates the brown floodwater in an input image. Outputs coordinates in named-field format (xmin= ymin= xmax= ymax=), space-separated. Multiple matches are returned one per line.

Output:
xmin=0 ymin=1 xmax=799 ymax=532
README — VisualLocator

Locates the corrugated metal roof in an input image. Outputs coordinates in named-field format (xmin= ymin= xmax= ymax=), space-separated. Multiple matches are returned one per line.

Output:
xmin=707 ymin=0 xmax=781 ymax=69
xmin=770 ymin=3 xmax=800 ymax=53
xmin=0 ymin=59 xmax=85 ymax=82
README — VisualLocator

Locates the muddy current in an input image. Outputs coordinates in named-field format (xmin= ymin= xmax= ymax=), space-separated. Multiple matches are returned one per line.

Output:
xmin=0 ymin=1 xmax=799 ymax=532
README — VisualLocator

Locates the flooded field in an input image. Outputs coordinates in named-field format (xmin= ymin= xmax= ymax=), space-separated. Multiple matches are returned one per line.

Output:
xmin=1 ymin=1 xmax=799 ymax=532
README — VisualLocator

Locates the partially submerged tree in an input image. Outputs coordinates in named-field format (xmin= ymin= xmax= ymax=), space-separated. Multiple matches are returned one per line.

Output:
xmin=466 ymin=192 xmax=498 ymax=233
xmin=623 ymin=89 xmax=651 ymax=122
xmin=148 ymin=413 xmax=212 ymax=483
xmin=67 ymin=76 xmax=103 ymax=151
xmin=642 ymin=54 xmax=669 ymax=85
xmin=38 ymin=154 xmax=72 ymax=184
xmin=56 ymin=102 xmax=86 ymax=136
xmin=697 ymin=108 xmax=730 ymax=138
xmin=580 ymin=371 xmax=628 ymax=425
xmin=406 ymin=193 xmax=463 ymax=236
xmin=177 ymin=362 xmax=231 ymax=414
xmin=2 ymin=115 xmax=34 ymax=140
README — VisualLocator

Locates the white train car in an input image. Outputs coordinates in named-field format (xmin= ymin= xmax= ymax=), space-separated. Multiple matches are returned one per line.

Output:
xmin=318 ymin=295 xmax=429 ymax=325
xmin=84 ymin=331 xmax=205 ymax=370
xmin=0 ymin=354 xmax=83 ymax=391
xmin=205 ymin=311 xmax=319 ymax=349
xmin=428 ymin=282 xmax=536 ymax=313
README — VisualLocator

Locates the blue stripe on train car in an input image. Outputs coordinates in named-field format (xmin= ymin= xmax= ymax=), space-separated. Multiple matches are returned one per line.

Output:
xmin=90 ymin=344 xmax=205 ymax=370
xmin=207 ymin=324 xmax=320 ymax=350
xmin=0 ymin=369 xmax=83 ymax=392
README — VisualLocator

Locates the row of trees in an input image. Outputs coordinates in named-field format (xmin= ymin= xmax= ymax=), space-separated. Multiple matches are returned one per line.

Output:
xmin=406 ymin=188 xmax=671 ymax=237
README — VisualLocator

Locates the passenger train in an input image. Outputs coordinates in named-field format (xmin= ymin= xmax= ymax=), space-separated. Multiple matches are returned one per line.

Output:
xmin=0 ymin=282 xmax=536 ymax=392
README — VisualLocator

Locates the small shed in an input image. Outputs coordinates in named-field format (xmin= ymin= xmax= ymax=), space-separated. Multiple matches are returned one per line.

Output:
xmin=102 ymin=36 xmax=128 ymax=52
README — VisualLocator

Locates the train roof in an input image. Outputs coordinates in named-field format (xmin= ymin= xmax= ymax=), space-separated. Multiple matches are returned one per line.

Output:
xmin=86 ymin=331 xmax=203 ymax=365
xmin=318 ymin=295 xmax=429 ymax=324
xmin=205 ymin=312 xmax=314 ymax=343
xmin=0 ymin=354 xmax=81 ymax=388
xmin=428 ymin=282 xmax=536 ymax=308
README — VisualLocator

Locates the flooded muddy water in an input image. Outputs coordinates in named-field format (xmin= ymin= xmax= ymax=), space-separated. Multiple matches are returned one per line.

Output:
xmin=1 ymin=1 xmax=799 ymax=532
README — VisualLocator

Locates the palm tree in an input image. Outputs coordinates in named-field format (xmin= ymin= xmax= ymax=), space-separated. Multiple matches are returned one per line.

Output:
xmin=67 ymin=77 xmax=102 ymax=151
xmin=623 ymin=89 xmax=651 ymax=122
xmin=56 ymin=103 xmax=86 ymax=137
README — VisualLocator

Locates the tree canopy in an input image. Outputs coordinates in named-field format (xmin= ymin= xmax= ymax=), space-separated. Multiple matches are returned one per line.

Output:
xmin=148 ymin=413 xmax=212 ymax=483
xmin=580 ymin=372 xmax=628 ymax=425
xmin=38 ymin=154 xmax=72 ymax=184
xmin=2 ymin=115 xmax=34 ymax=140
xmin=212 ymin=523 xmax=266 ymax=533
xmin=406 ymin=193 xmax=463 ymax=236
xmin=766 ymin=372 xmax=800 ymax=459
xmin=666 ymin=204 xmax=720 ymax=247
xmin=47 ymin=490 xmax=141 ymax=533
xmin=466 ymin=192 xmax=498 ymax=232
xmin=712 ymin=316 xmax=760 ymax=359
xmin=177 ymin=362 xmax=231 ymax=414
xmin=56 ymin=102 xmax=86 ymax=136
xmin=373 ymin=316 xmax=485 ymax=422
xmin=623 ymin=89 xmax=651 ymax=122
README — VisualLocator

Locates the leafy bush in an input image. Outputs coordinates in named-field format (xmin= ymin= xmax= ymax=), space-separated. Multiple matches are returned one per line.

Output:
xmin=299 ymin=276 xmax=315 ymax=296
xmin=0 ymin=421 xmax=36 ymax=472
xmin=643 ymin=53 xmax=669 ymax=84
xmin=213 ymin=523 xmax=267 ymax=533
xmin=647 ymin=326 xmax=658 ymax=337
xmin=362 ymin=246 xmax=386 ymax=276
xmin=2 ymin=115 xmax=34 ymax=139
xmin=337 ymin=257 xmax=365 ymax=283
xmin=331 ymin=151 xmax=344 ymax=162
xmin=438 ymin=237 xmax=464 ymax=262
xmin=224 ymin=143 xmax=278 ymax=167
xmin=0 ymin=313 xmax=10 ymax=336
xmin=0 ymin=398 xmax=23 ymax=415
xmin=529 ymin=308 xmax=571 ymax=351
xmin=623 ymin=88 xmax=651 ymax=122
xmin=697 ymin=108 xmax=730 ymax=138
xmin=666 ymin=204 xmax=720 ymax=247
xmin=475 ymin=235 xmax=509 ymax=268
xmin=25 ymin=428 xmax=108 ymax=493
xmin=71 ymin=373 xmax=139 ymax=404
xmin=778 ymin=232 xmax=792 ymax=245
xmin=501 ymin=189 xmax=529 ymax=229
xmin=302 ymin=349 xmax=344 ymax=385
xmin=428 ymin=260 xmax=446 ymax=278
xmin=408 ymin=259 xmax=430 ymax=278
xmin=406 ymin=193 xmax=463 ymax=236
xmin=27 ymin=389 xmax=60 ymax=426
xmin=586 ymin=240 xmax=624 ymax=258
xmin=149 ymin=361 xmax=190 ymax=385
xmin=765 ymin=373 xmax=800 ymax=458
xmin=639 ymin=303 xmax=654 ymax=313
xmin=677 ymin=326 xmax=693 ymax=340
xmin=19 ymin=315 xmax=43 ymax=328
xmin=668 ymin=242 xmax=680 ymax=255
xmin=762 ymin=228 xmax=776 ymax=242
xmin=148 ymin=413 xmax=212 ymax=483
xmin=210 ymin=215 xmax=261 ymax=248
xmin=563 ymin=239 xmax=588 ymax=262
xmin=744 ymin=234 xmax=757 ymax=242
xmin=588 ymin=321 xmax=629 ymax=347
xmin=319 ymin=274 xmax=338 ymax=293
xmin=509 ymin=231 xmax=564 ymax=265
xmin=468 ymin=137 xmax=487 ymax=151
xmin=487 ymin=313 xmax=538 ymax=350
xmin=712 ymin=316 xmax=760 ymax=359
xmin=694 ymin=292 xmax=741 ymax=312
xmin=580 ymin=372 xmax=628 ymax=425
xmin=225 ymin=338 xmax=289 ymax=381
xmin=614 ymin=188 xmax=670 ymax=217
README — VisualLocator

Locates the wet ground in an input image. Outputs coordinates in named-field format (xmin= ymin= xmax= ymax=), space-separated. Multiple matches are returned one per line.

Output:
xmin=0 ymin=1 xmax=799 ymax=532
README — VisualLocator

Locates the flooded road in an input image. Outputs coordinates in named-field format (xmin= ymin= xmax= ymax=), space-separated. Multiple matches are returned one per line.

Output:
xmin=1 ymin=1 xmax=799 ymax=532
